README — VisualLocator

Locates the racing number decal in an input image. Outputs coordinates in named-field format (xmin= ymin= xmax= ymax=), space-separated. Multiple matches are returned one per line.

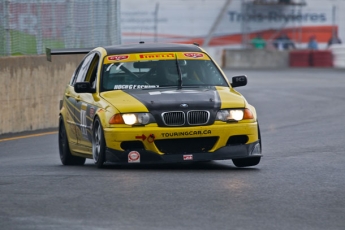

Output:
xmin=80 ymin=103 xmax=88 ymax=139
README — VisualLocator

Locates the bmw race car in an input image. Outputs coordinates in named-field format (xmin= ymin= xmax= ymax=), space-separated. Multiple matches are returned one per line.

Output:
xmin=48 ymin=42 xmax=262 ymax=168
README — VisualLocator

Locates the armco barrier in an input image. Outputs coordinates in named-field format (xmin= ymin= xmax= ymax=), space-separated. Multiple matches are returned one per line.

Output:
xmin=0 ymin=54 xmax=85 ymax=135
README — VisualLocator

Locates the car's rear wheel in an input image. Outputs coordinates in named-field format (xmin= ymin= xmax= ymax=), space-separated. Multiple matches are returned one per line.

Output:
xmin=92 ymin=117 xmax=106 ymax=168
xmin=58 ymin=117 xmax=86 ymax=166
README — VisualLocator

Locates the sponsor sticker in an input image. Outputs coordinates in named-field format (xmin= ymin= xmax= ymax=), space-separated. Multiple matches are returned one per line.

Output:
xmin=128 ymin=151 xmax=140 ymax=163
xmin=114 ymin=85 xmax=159 ymax=89
xmin=108 ymin=55 xmax=129 ymax=61
xmin=138 ymin=53 xmax=175 ymax=60
xmin=89 ymin=107 xmax=95 ymax=118
xmin=184 ymin=53 xmax=204 ymax=58
xmin=183 ymin=155 xmax=193 ymax=160
xmin=161 ymin=130 xmax=211 ymax=137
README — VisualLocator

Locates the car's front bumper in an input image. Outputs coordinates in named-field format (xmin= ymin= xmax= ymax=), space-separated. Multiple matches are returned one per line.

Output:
xmin=105 ymin=140 xmax=262 ymax=164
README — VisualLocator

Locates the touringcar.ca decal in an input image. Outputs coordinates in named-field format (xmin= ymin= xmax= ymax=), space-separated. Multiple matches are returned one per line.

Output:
xmin=161 ymin=130 xmax=211 ymax=137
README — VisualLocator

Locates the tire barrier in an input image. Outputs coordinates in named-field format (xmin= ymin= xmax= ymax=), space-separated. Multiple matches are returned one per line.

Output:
xmin=311 ymin=51 xmax=333 ymax=67
xmin=289 ymin=50 xmax=311 ymax=67
xmin=289 ymin=50 xmax=333 ymax=67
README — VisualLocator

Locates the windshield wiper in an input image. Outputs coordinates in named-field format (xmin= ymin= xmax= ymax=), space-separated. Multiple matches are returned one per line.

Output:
xmin=175 ymin=54 xmax=183 ymax=89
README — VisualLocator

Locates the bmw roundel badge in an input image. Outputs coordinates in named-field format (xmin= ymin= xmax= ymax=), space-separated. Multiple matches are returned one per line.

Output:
xmin=180 ymin=103 xmax=188 ymax=108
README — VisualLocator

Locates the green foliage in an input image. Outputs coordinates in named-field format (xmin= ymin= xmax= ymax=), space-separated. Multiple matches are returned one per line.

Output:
xmin=0 ymin=28 xmax=65 ymax=56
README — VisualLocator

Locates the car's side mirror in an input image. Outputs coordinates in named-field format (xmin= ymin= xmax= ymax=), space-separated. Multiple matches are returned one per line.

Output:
xmin=74 ymin=82 xmax=95 ymax=93
xmin=231 ymin=75 xmax=247 ymax=88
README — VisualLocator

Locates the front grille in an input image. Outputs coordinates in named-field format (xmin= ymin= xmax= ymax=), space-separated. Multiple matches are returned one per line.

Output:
xmin=187 ymin=110 xmax=210 ymax=125
xmin=155 ymin=137 xmax=218 ymax=154
xmin=161 ymin=110 xmax=210 ymax=126
xmin=162 ymin=111 xmax=185 ymax=126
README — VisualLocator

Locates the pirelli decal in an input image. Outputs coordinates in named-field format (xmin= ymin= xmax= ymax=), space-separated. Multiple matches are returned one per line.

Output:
xmin=137 ymin=53 xmax=175 ymax=60
xmin=161 ymin=130 xmax=211 ymax=138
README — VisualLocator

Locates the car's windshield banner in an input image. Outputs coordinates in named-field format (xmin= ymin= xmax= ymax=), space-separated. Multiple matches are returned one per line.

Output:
xmin=104 ymin=52 xmax=210 ymax=64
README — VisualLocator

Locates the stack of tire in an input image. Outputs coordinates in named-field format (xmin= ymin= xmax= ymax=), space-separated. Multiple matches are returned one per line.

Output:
xmin=311 ymin=50 xmax=333 ymax=67
xmin=329 ymin=44 xmax=345 ymax=68
xmin=289 ymin=50 xmax=333 ymax=68
xmin=289 ymin=50 xmax=311 ymax=67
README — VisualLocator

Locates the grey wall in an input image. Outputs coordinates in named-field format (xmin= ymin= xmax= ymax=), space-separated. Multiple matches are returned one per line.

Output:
xmin=0 ymin=54 xmax=84 ymax=135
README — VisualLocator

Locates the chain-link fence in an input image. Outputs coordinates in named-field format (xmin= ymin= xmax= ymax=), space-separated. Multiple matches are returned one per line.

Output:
xmin=0 ymin=0 xmax=121 ymax=56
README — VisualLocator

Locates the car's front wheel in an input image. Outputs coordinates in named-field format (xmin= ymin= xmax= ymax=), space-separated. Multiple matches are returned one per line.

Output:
xmin=58 ymin=117 xmax=86 ymax=166
xmin=92 ymin=117 xmax=106 ymax=168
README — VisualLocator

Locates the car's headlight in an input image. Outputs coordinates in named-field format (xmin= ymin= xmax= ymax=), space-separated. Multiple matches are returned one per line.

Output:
xmin=109 ymin=113 xmax=155 ymax=125
xmin=216 ymin=108 xmax=253 ymax=122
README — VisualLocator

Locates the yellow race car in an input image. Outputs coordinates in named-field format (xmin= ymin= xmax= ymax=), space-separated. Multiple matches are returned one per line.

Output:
xmin=48 ymin=43 xmax=262 ymax=168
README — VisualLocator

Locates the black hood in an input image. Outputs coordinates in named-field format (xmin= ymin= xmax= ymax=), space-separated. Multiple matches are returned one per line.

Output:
xmin=123 ymin=87 xmax=221 ymax=126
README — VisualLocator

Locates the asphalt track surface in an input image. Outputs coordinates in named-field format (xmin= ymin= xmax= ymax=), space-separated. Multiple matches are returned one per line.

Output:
xmin=1 ymin=68 xmax=345 ymax=230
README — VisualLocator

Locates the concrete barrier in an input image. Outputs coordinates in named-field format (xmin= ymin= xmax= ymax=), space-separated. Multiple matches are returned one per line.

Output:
xmin=0 ymin=54 xmax=85 ymax=135
xmin=223 ymin=49 xmax=289 ymax=69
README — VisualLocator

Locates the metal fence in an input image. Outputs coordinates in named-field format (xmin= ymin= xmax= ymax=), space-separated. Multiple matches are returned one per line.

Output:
xmin=0 ymin=0 xmax=121 ymax=56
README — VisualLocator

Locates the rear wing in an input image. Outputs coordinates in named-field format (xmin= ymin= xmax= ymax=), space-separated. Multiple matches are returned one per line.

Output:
xmin=46 ymin=47 xmax=94 ymax=62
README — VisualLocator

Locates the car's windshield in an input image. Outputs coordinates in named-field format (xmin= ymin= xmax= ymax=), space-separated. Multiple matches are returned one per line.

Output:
xmin=101 ymin=53 xmax=228 ymax=91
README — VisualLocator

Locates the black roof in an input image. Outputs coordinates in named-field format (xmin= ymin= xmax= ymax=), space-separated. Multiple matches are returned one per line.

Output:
xmin=103 ymin=43 xmax=202 ymax=55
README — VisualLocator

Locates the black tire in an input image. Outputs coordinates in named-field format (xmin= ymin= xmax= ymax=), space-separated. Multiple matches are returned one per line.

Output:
xmin=232 ymin=157 xmax=261 ymax=167
xmin=58 ymin=117 xmax=86 ymax=166
xmin=92 ymin=117 xmax=106 ymax=168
